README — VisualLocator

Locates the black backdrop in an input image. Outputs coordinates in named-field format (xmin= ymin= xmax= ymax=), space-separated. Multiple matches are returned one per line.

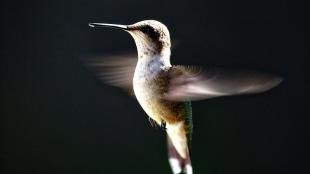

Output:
xmin=1 ymin=0 xmax=309 ymax=174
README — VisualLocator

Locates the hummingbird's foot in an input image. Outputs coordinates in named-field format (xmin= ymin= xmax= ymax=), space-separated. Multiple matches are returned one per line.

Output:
xmin=160 ymin=121 xmax=167 ymax=130
xmin=148 ymin=117 xmax=156 ymax=127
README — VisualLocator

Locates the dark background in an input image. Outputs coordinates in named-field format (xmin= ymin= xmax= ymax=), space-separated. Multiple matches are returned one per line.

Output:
xmin=1 ymin=0 xmax=309 ymax=174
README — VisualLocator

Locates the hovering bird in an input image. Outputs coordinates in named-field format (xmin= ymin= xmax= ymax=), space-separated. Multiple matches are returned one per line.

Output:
xmin=87 ymin=20 xmax=282 ymax=174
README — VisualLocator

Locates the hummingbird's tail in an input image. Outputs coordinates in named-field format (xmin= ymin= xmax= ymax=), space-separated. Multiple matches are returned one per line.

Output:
xmin=166 ymin=124 xmax=192 ymax=174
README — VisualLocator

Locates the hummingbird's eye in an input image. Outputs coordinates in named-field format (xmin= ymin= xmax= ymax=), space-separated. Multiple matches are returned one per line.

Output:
xmin=140 ymin=26 xmax=160 ymax=40
xmin=140 ymin=26 xmax=154 ymax=34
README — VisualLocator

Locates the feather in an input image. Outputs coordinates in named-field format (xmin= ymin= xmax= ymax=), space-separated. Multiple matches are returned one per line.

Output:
xmin=82 ymin=53 xmax=137 ymax=94
xmin=163 ymin=66 xmax=283 ymax=101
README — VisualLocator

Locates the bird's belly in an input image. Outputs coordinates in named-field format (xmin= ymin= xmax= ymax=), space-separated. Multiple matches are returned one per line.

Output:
xmin=133 ymin=81 xmax=190 ymax=126
xmin=133 ymin=62 xmax=190 ymax=126
xmin=133 ymin=83 xmax=163 ymax=124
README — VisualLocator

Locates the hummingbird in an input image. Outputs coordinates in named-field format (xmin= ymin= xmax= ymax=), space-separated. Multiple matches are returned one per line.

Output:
xmin=87 ymin=20 xmax=282 ymax=174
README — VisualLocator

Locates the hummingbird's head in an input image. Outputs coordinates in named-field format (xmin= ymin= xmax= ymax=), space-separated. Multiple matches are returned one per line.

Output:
xmin=127 ymin=20 xmax=171 ymax=56
xmin=89 ymin=20 xmax=171 ymax=59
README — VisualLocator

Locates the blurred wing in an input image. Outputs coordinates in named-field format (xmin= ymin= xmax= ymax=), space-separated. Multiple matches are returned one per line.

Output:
xmin=164 ymin=65 xmax=283 ymax=101
xmin=83 ymin=53 xmax=137 ymax=94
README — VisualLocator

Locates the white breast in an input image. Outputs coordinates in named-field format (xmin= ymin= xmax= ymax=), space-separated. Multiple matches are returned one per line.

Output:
xmin=133 ymin=57 xmax=169 ymax=124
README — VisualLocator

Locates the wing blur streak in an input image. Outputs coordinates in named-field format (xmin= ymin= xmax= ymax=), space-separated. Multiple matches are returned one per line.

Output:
xmin=83 ymin=53 xmax=137 ymax=93
xmin=164 ymin=66 xmax=283 ymax=101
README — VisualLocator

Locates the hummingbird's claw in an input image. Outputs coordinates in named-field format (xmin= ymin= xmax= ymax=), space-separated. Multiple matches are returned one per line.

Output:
xmin=160 ymin=121 xmax=167 ymax=131
xmin=148 ymin=117 xmax=156 ymax=127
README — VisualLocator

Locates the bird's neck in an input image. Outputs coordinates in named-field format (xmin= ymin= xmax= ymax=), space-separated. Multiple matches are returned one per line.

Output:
xmin=136 ymin=47 xmax=171 ymax=67
xmin=134 ymin=47 xmax=171 ymax=81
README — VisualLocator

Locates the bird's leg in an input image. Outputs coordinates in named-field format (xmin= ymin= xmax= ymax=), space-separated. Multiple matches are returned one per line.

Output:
xmin=160 ymin=120 xmax=167 ymax=130
xmin=148 ymin=117 xmax=156 ymax=127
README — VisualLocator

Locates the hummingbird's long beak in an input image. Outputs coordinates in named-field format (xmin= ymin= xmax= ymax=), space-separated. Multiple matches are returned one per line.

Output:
xmin=88 ymin=23 xmax=128 ymax=30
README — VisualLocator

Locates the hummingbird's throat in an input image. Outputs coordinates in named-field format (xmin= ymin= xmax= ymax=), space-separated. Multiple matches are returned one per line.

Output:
xmin=129 ymin=31 xmax=171 ymax=59
xmin=136 ymin=46 xmax=171 ymax=60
